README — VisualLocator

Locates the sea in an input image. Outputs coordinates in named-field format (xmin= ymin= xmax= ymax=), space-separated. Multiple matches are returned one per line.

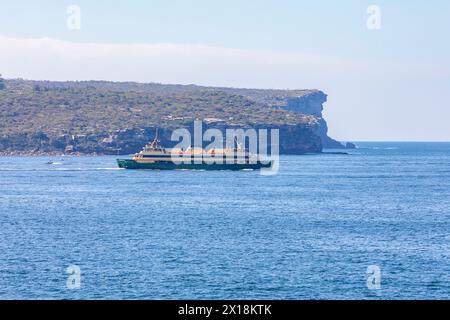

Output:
xmin=0 ymin=142 xmax=449 ymax=299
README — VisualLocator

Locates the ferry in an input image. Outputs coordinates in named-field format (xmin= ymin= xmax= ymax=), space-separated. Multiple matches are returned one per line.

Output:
xmin=116 ymin=133 xmax=272 ymax=171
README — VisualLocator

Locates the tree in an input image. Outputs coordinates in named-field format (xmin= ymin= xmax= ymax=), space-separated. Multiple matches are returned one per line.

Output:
xmin=0 ymin=74 xmax=5 ymax=90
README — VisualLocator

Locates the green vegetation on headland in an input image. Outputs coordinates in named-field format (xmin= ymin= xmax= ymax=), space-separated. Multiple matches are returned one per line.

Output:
xmin=0 ymin=78 xmax=346 ymax=155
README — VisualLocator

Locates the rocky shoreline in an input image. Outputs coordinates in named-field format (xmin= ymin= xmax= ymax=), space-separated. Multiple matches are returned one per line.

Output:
xmin=0 ymin=151 xmax=102 ymax=157
xmin=0 ymin=79 xmax=353 ymax=155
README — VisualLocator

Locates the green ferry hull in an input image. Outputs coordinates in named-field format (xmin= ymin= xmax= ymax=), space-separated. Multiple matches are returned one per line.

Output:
xmin=117 ymin=159 xmax=272 ymax=171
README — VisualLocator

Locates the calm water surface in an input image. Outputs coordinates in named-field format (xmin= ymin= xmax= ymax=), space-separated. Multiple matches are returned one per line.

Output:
xmin=0 ymin=142 xmax=449 ymax=299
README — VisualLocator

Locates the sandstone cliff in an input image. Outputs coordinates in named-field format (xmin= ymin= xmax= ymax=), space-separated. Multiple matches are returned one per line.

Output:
xmin=0 ymin=79 xmax=341 ymax=155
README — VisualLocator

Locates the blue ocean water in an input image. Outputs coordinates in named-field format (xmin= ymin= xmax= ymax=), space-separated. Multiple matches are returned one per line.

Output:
xmin=0 ymin=142 xmax=449 ymax=299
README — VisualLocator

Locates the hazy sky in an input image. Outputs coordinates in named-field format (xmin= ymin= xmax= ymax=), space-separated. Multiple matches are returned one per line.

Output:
xmin=1 ymin=0 xmax=449 ymax=141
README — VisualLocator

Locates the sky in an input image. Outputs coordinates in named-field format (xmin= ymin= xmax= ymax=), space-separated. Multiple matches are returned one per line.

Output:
xmin=0 ymin=0 xmax=449 ymax=141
